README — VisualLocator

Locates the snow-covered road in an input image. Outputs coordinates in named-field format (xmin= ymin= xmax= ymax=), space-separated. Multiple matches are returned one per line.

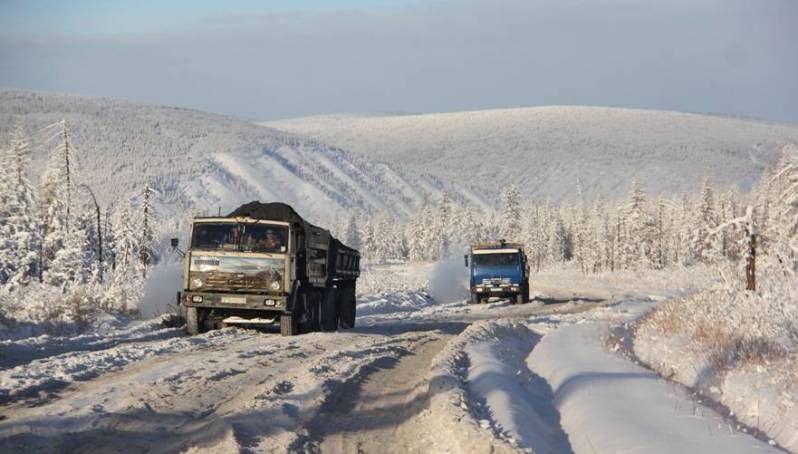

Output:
xmin=0 ymin=276 xmax=787 ymax=454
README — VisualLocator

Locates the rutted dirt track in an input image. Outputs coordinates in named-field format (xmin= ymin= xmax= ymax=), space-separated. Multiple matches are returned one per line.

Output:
xmin=300 ymin=335 xmax=453 ymax=453
xmin=0 ymin=296 xmax=607 ymax=453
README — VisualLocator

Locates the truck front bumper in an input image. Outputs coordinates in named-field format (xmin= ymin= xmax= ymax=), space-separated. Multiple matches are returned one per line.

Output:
xmin=183 ymin=291 xmax=288 ymax=311
xmin=471 ymin=284 xmax=521 ymax=297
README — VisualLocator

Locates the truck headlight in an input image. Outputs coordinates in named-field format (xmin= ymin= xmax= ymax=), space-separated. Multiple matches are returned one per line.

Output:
xmin=270 ymin=280 xmax=281 ymax=291
xmin=191 ymin=277 xmax=203 ymax=288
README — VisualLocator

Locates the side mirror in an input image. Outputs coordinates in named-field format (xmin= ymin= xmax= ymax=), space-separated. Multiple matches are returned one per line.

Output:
xmin=464 ymin=254 xmax=469 ymax=267
xmin=171 ymin=238 xmax=179 ymax=248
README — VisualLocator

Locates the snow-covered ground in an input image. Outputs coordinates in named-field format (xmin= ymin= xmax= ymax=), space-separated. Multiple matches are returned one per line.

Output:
xmin=0 ymin=263 xmax=791 ymax=453
xmin=634 ymin=273 xmax=798 ymax=452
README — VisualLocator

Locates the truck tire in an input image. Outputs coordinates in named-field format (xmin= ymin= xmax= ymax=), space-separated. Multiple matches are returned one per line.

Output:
xmin=186 ymin=307 xmax=199 ymax=335
xmin=203 ymin=311 xmax=221 ymax=332
xmin=280 ymin=314 xmax=298 ymax=336
xmin=515 ymin=292 xmax=524 ymax=305
xmin=470 ymin=293 xmax=480 ymax=304
xmin=339 ymin=285 xmax=356 ymax=329
xmin=321 ymin=288 xmax=338 ymax=332
xmin=300 ymin=290 xmax=321 ymax=334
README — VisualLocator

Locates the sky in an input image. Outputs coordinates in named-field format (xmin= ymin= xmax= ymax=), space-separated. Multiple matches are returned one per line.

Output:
xmin=1 ymin=0 xmax=797 ymax=122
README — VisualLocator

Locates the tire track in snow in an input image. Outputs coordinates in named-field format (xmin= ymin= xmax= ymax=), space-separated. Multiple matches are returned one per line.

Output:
xmin=295 ymin=332 xmax=457 ymax=454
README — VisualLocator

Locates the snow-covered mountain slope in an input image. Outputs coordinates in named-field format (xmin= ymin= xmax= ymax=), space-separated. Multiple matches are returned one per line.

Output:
xmin=0 ymin=90 xmax=484 ymax=225
xmin=265 ymin=107 xmax=798 ymax=200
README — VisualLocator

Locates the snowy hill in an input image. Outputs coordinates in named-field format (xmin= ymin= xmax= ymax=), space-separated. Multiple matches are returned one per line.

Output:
xmin=265 ymin=107 xmax=798 ymax=200
xmin=0 ymin=90 xmax=486 ymax=227
xmin=4 ymin=90 xmax=797 ymax=230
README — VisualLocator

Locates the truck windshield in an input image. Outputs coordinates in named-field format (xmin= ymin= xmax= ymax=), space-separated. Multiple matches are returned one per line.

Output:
xmin=191 ymin=223 xmax=287 ymax=253
xmin=473 ymin=253 xmax=519 ymax=267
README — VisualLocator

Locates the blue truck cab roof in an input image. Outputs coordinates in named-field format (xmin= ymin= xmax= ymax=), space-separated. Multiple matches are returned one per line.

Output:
xmin=470 ymin=240 xmax=526 ymax=254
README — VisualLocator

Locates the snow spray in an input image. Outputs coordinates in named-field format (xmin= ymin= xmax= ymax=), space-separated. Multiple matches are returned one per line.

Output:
xmin=140 ymin=261 xmax=183 ymax=318
xmin=428 ymin=256 xmax=470 ymax=303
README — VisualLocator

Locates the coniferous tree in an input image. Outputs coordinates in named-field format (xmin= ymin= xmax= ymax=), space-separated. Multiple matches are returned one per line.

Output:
xmin=139 ymin=185 xmax=158 ymax=277
xmin=755 ymin=165 xmax=775 ymax=253
xmin=103 ymin=207 xmax=117 ymax=273
xmin=343 ymin=214 xmax=361 ymax=250
xmin=772 ymin=146 xmax=798 ymax=271
xmin=430 ymin=192 xmax=452 ymax=259
xmin=108 ymin=201 xmax=144 ymax=311
xmin=692 ymin=177 xmax=718 ymax=263
xmin=499 ymin=184 xmax=522 ymax=240
xmin=0 ymin=143 xmax=13 ymax=283
xmin=8 ymin=126 xmax=42 ymax=283
xmin=592 ymin=198 xmax=611 ymax=272
xmin=38 ymin=120 xmax=77 ymax=277
xmin=43 ymin=221 xmax=88 ymax=291
xmin=359 ymin=217 xmax=375 ymax=261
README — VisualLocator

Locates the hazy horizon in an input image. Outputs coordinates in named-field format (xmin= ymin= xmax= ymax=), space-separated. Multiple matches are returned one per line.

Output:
xmin=1 ymin=0 xmax=797 ymax=122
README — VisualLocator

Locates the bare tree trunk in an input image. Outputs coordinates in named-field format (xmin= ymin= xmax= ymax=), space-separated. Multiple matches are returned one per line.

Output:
xmin=63 ymin=124 xmax=71 ymax=228
xmin=746 ymin=231 xmax=756 ymax=291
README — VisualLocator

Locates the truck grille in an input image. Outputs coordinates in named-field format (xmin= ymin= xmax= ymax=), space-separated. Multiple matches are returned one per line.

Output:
xmin=482 ymin=277 xmax=511 ymax=285
xmin=203 ymin=270 xmax=279 ymax=291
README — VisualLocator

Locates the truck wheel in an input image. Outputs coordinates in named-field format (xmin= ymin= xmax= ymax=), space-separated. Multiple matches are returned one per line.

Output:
xmin=515 ymin=293 xmax=524 ymax=305
xmin=300 ymin=290 xmax=321 ymax=334
xmin=339 ymin=286 xmax=356 ymax=329
xmin=321 ymin=288 xmax=338 ymax=332
xmin=280 ymin=314 xmax=298 ymax=336
xmin=186 ymin=307 xmax=199 ymax=335
xmin=470 ymin=293 xmax=480 ymax=304
xmin=203 ymin=312 xmax=221 ymax=331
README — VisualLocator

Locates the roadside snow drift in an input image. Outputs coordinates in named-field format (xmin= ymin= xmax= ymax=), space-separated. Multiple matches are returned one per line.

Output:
xmin=528 ymin=322 xmax=780 ymax=454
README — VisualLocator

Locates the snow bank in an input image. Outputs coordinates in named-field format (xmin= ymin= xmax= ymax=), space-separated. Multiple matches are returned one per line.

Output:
xmin=356 ymin=290 xmax=437 ymax=317
xmin=464 ymin=322 xmax=571 ymax=453
xmin=356 ymin=262 xmax=432 ymax=295
xmin=634 ymin=275 xmax=798 ymax=451
xmin=528 ymin=322 xmax=780 ymax=454
xmin=426 ymin=321 xmax=521 ymax=454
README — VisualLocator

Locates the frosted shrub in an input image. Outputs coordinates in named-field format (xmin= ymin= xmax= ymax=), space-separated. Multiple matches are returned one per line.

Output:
xmin=0 ymin=277 xmax=142 ymax=337
xmin=638 ymin=267 xmax=798 ymax=375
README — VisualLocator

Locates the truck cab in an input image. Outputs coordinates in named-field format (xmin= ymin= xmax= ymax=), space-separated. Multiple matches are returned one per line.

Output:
xmin=465 ymin=240 xmax=530 ymax=304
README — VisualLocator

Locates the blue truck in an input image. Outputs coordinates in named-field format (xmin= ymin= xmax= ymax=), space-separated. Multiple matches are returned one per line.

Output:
xmin=464 ymin=240 xmax=530 ymax=304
